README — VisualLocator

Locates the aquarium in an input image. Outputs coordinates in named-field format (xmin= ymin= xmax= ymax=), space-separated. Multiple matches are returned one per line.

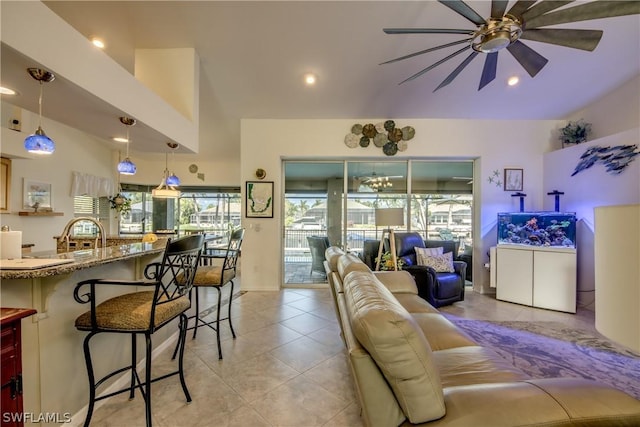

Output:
xmin=497 ymin=211 xmax=577 ymax=248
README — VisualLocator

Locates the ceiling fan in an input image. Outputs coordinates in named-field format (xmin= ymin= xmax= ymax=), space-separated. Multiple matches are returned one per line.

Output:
xmin=381 ymin=0 xmax=640 ymax=91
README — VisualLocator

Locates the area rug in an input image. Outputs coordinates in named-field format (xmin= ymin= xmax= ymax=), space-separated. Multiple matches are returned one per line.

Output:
xmin=444 ymin=315 xmax=640 ymax=400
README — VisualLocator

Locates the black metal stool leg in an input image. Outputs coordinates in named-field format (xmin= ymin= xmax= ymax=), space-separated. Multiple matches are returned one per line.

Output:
xmin=177 ymin=313 xmax=192 ymax=403
xmin=228 ymin=280 xmax=236 ymax=339
xmin=192 ymin=287 xmax=200 ymax=339
xmin=129 ymin=333 xmax=137 ymax=399
xmin=144 ymin=333 xmax=152 ymax=427
xmin=216 ymin=287 xmax=223 ymax=360
xmin=82 ymin=332 xmax=98 ymax=427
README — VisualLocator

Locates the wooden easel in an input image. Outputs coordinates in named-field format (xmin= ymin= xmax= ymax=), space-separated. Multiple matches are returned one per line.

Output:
xmin=375 ymin=228 xmax=398 ymax=271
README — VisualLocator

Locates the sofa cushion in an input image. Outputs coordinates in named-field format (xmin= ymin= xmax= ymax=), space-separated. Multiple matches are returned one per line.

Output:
xmin=412 ymin=313 xmax=477 ymax=351
xmin=417 ymin=251 xmax=455 ymax=273
xmin=337 ymin=253 xmax=371 ymax=282
xmin=325 ymin=246 xmax=346 ymax=273
xmin=394 ymin=294 xmax=440 ymax=314
xmin=373 ymin=270 xmax=419 ymax=294
xmin=343 ymin=271 xmax=446 ymax=424
xmin=433 ymin=346 xmax=528 ymax=388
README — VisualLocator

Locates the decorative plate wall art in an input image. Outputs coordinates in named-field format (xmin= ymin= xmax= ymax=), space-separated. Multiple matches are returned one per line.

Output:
xmin=344 ymin=120 xmax=415 ymax=156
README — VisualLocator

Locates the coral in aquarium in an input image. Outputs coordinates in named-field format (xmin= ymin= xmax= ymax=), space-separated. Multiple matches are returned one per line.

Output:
xmin=498 ymin=212 xmax=576 ymax=248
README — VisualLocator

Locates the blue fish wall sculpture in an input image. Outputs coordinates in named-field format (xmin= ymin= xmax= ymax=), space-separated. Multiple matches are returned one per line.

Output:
xmin=571 ymin=144 xmax=639 ymax=176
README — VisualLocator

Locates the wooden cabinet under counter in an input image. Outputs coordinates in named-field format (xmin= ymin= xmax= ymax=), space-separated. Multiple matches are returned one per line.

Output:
xmin=1 ymin=308 xmax=37 ymax=427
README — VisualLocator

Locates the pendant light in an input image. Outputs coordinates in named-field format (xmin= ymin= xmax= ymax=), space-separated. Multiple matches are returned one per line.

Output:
xmin=116 ymin=117 xmax=137 ymax=175
xmin=152 ymin=142 xmax=181 ymax=198
xmin=23 ymin=68 xmax=56 ymax=155
xmin=165 ymin=142 xmax=180 ymax=186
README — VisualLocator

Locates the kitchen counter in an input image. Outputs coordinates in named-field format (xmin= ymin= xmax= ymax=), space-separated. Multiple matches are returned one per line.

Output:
xmin=53 ymin=234 xmax=168 ymax=252
xmin=1 ymin=240 xmax=167 ymax=280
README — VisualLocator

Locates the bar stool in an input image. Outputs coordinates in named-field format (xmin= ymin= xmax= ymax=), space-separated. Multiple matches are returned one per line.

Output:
xmin=73 ymin=234 xmax=204 ymax=427
xmin=175 ymin=228 xmax=244 ymax=360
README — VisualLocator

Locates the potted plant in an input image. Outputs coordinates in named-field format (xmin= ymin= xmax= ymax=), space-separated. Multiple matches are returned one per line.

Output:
xmin=377 ymin=251 xmax=405 ymax=271
xmin=559 ymin=119 xmax=592 ymax=147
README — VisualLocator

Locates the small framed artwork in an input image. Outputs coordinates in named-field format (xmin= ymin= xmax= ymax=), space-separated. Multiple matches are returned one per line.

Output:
xmin=23 ymin=179 xmax=52 ymax=210
xmin=504 ymin=168 xmax=523 ymax=192
xmin=246 ymin=181 xmax=274 ymax=218
xmin=1 ymin=158 xmax=10 ymax=213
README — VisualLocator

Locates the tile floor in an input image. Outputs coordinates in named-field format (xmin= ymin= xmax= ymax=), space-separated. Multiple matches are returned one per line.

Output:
xmin=86 ymin=284 xmax=600 ymax=427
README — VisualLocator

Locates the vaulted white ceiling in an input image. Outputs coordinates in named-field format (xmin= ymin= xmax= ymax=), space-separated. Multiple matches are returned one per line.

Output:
xmin=3 ymin=1 xmax=639 ymax=160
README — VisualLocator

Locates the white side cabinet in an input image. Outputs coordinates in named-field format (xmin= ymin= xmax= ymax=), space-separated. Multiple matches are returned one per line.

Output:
xmin=496 ymin=244 xmax=576 ymax=313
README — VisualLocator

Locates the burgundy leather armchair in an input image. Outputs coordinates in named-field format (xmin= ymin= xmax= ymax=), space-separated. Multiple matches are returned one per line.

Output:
xmin=393 ymin=232 xmax=467 ymax=308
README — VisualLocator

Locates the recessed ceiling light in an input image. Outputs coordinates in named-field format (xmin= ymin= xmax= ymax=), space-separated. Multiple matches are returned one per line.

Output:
xmin=112 ymin=136 xmax=128 ymax=143
xmin=507 ymin=76 xmax=519 ymax=86
xmin=304 ymin=73 xmax=317 ymax=86
xmin=91 ymin=37 xmax=105 ymax=49
xmin=0 ymin=86 xmax=17 ymax=95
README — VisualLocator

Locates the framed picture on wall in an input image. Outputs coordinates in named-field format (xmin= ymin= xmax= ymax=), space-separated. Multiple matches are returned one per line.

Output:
xmin=1 ymin=158 xmax=10 ymax=213
xmin=246 ymin=181 xmax=274 ymax=218
xmin=504 ymin=168 xmax=523 ymax=191
xmin=23 ymin=179 xmax=52 ymax=210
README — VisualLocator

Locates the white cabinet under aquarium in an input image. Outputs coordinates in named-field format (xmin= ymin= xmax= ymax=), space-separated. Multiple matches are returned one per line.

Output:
xmin=495 ymin=212 xmax=577 ymax=313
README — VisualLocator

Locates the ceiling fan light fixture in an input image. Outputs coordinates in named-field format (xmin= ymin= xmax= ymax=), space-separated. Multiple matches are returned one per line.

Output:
xmin=472 ymin=16 xmax=522 ymax=53
xmin=507 ymin=76 xmax=520 ymax=86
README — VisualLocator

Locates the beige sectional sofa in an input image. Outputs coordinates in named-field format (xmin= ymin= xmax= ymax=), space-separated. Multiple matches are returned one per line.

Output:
xmin=324 ymin=247 xmax=640 ymax=427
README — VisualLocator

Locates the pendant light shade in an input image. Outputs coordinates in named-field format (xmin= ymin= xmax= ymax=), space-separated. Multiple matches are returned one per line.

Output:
xmin=166 ymin=173 xmax=180 ymax=186
xmin=117 ymin=117 xmax=137 ymax=175
xmin=24 ymin=126 xmax=55 ymax=154
xmin=152 ymin=142 xmax=181 ymax=198
xmin=117 ymin=158 xmax=137 ymax=175
xmin=24 ymin=68 xmax=56 ymax=155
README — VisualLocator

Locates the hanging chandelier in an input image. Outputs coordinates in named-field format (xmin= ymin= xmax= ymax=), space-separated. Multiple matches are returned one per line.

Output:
xmin=23 ymin=68 xmax=56 ymax=155
xmin=116 ymin=117 xmax=137 ymax=175
xmin=152 ymin=142 xmax=181 ymax=198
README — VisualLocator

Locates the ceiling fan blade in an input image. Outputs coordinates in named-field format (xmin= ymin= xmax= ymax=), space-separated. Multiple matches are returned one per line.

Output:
xmin=438 ymin=0 xmax=486 ymax=25
xmin=526 ymin=1 xmax=640 ymax=29
xmin=478 ymin=52 xmax=498 ymax=90
xmin=384 ymin=28 xmax=474 ymax=35
xmin=491 ymin=0 xmax=509 ymax=18
xmin=506 ymin=40 xmax=549 ymax=77
xmin=521 ymin=1 xmax=574 ymax=21
xmin=399 ymin=45 xmax=471 ymax=84
xmin=434 ymin=51 xmax=479 ymax=92
xmin=507 ymin=0 xmax=537 ymax=18
xmin=521 ymin=28 xmax=603 ymax=51
xmin=380 ymin=38 xmax=472 ymax=65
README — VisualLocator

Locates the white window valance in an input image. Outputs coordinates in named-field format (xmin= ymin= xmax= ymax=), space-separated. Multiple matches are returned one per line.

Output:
xmin=70 ymin=171 xmax=115 ymax=198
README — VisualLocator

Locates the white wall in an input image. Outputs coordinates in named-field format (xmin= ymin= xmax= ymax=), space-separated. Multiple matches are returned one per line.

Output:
xmin=240 ymin=118 xmax=562 ymax=293
xmin=544 ymin=130 xmax=639 ymax=309
xmin=544 ymin=75 xmax=640 ymax=309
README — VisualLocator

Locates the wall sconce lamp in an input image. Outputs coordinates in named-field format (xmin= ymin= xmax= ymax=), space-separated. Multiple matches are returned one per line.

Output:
xmin=23 ymin=68 xmax=56 ymax=155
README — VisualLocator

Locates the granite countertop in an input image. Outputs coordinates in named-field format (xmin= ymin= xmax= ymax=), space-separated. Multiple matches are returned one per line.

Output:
xmin=0 ymin=241 xmax=167 ymax=280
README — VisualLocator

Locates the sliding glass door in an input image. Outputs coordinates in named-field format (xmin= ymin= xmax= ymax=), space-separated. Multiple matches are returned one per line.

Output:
xmin=282 ymin=159 xmax=474 ymax=287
